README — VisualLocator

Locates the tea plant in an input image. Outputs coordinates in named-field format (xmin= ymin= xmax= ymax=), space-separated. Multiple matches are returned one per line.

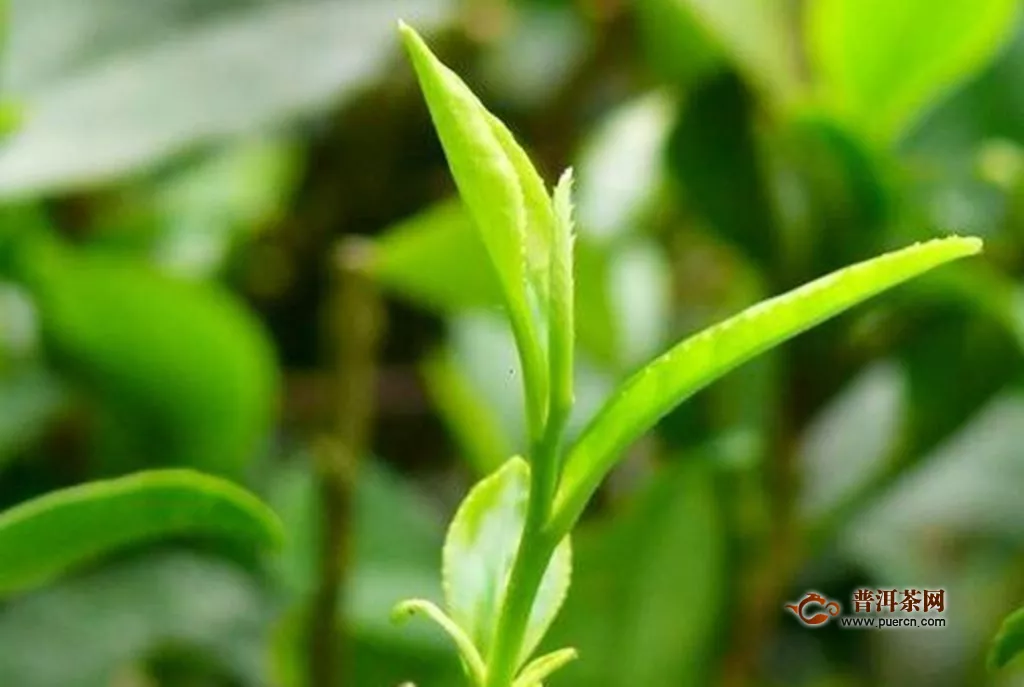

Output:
xmin=393 ymin=24 xmax=983 ymax=687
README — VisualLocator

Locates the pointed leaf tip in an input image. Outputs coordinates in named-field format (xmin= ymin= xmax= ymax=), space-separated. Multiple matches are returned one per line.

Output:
xmin=552 ymin=235 xmax=984 ymax=534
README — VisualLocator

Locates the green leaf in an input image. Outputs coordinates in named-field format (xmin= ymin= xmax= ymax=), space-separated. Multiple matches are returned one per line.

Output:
xmin=392 ymin=599 xmax=486 ymax=685
xmin=9 ymin=234 xmax=277 ymax=477
xmin=0 ymin=469 xmax=283 ymax=597
xmin=675 ymin=0 xmax=800 ymax=102
xmin=512 ymin=647 xmax=578 ymax=687
xmin=0 ymin=0 xmax=450 ymax=194
xmin=989 ymin=601 xmax=1024 ymax=668
xmin=369 ymin=199 xmax=504 ymax=313
xmin=0 ymin=551 xmax=275 ymax=687
xmin=548 ymin=168 xmax=576 ymax=424
xmin=807 ymin=0 xmax=1020 ymax=144
xmin=420 ymin=347 xmax=511 ymax=476
xmin=443 ymin=457 xmax=571 ymax=666
xmin=400 ymin=23 xmax=549 ymax=439
xmin=634 ymin=0 xmax=723 ymax=87
xmin=545 ymin=457 xmax=724 ymax=687
xmin=552 ymin=236 xmax=982 ymax=533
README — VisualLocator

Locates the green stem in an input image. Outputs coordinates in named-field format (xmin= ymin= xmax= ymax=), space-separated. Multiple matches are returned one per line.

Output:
xmin=484 ymin=418 xmax=564 ymax=687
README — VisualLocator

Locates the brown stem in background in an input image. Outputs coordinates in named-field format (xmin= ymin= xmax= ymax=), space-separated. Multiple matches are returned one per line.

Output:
xmin=309 ymin=238 xmax=384 ymax=687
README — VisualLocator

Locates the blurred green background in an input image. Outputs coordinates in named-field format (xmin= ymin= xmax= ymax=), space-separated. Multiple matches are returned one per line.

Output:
xmin=4 ymin=0 xmax=1024 ymax=685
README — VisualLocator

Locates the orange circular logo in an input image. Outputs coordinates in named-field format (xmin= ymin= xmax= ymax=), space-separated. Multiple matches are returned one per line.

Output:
xmin=784 ymin=591 xmax=842 ymax=626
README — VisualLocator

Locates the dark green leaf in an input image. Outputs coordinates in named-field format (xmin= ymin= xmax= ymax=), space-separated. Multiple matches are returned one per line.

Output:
xmin=0 ymin=469 xmax=283 ymax=596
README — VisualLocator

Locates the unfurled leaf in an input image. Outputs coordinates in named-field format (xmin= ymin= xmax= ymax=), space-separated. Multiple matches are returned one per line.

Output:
xmin=552 ymin=236 xmax=982 ymax=532
xmin=400 ymin=23 xmax=549 ymax=438
xmin=444 ymin=457 xmax=571 ymax=667
xmin=0 ymin=469 xmax=282 ymax=596
xmin=807 ymin=0 xmax=1020 ymax=143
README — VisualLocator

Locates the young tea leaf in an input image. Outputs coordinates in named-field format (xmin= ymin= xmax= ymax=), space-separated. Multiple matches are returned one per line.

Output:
xmin=512 ymin=647 xmax=579 ymax=687
xmin=0 ymin=469 xmax=283 ymax=597
xmin=444 ymin=457 xmax=571 ymax=667
xmin=807 ymin=0 xmax=1019 ymax=144
xmin=552 ymin=236 xmax=982 ymax=533
xmin=400 ymin=23 xmax=550 ymax=439
xmin=392 ymin=598 xmax=487 ymax=685
xmin=548 ymin=168 xmax=576 ymax=425
xmin=990 ymin=606 xmax=1024 ymax=669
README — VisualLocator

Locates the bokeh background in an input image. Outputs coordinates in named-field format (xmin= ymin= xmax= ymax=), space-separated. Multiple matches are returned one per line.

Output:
xmin=3 ymin=0 xmax=1024 ymax=685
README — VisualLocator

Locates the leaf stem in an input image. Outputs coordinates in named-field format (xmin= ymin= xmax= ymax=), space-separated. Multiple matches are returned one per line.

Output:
xmin=484 ymin=418 xmax=564 ymax=687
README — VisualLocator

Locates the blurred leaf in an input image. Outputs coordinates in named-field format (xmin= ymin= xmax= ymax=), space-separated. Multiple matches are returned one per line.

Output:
xmin=904 ymin=20 xmax=1024 ymax=159
xmin=771 ymin=115 xmax=891 ymax=274
xmin=10 ymin=235 xmax=277 ymax=477
xmin=635 ymin=0 xmax=723 ymax=87
xmin=0 ymin=469 xmax=282 ymax=597
xmin=0 ymin=367 xmax=64 ymax=473
xmin=575 ymin=93 xmax=674 ymax=243
xmin=899 ymin=308 xmax=1019 ymax=460
xmin=668 ymin=73 xmax=779 ymax=266
xmin=370 ymin=199 xmax=504 ymax=312
xmin=0 ymin=0 xmax=450 ymax=194
xmin=553 ymin=236 xmax=982 ymax=532
xmin=0 ymin=551 xmax=275 ymax=687
xmin=903 ymin=260 xmax=1024 ymax=351
xmin=264 ymin=454 xmax=459 ymax=685
xmin=266 ymin=458 xmax=444 ymax=632
xmin=401 ymin=23 xmax=550 ymax=436
xmin=807 ymin=0 xmax=1020 ymax=144
xmin=990 ymin=606 xmax=1024 ymax=669
xmin=444 ymin=457 xmax=571 ymax=666
xmin=845 ymin=390 xmax=1024 ymax=587
xmin=546 ymin=457 xmax=723 ymax=687
xmin=421 ymin=346 xmax=511 ymax=475
xmin=671 ymin=0 xmax=800 ymax=101
xmin=607 ymin=239 xmax=673 ymax=368
xmin=480 ymin=3 xmax=589 ymax=107
xmin=145 ymin=138 xmax=302 ymax=276
xmin=798 ymin=361 xmax=904 ymax=519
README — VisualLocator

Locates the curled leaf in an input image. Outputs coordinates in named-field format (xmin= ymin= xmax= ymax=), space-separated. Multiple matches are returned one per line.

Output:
xmin=392 ymin=598 xmax=486 ymax=684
